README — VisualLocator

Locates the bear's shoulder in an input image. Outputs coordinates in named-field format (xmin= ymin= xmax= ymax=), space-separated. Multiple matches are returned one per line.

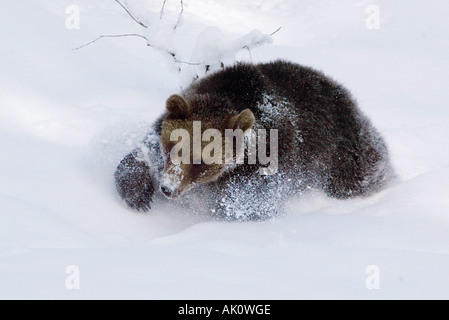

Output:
xmin=187 ymin=63 xmax=266 ymax=111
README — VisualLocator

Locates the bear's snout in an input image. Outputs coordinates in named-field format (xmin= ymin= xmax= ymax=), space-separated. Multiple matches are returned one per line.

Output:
xmin=160 ymin=165 xmax=185 ymax=199
xmin=160 ymin=185 xmax=176 ymax=199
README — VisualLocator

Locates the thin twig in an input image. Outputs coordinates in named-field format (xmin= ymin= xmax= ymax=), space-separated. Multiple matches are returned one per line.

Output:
xmin=243 ymin=45 xmax=253 ymax=62
xmin=115 ymin=0 xmax=148 ymax=28
xmin=174 ymin=59 xmax=201 ymax=66
xmin=239 ymin=27 xmax=281 ymax=53
xmin=174 ymin=0 xmax=184 ymax=30
xmin=72 ymin=34 xmax=148 ymax=50
xmin=72 ymin=33 xmax=200 ymax=66
xmin=270 ymin=26 xmax=282 ymax=36
xmin=160 ymin=0 xmax=167 ymax=20
xmin=253 ymin=27 xmax=282 ymax=47
xmin=166 ymin=51 xmax=201 ymax=65
xmin=161 ymin=0 xmax=184 ymax=30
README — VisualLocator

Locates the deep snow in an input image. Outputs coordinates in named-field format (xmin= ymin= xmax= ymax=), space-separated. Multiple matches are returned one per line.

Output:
xmin=1 ymin=0 xmax=449 ymax=299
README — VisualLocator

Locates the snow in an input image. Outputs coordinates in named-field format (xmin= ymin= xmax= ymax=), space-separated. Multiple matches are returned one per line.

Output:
xmin=1 ymin=0 xmax=449 ymax=299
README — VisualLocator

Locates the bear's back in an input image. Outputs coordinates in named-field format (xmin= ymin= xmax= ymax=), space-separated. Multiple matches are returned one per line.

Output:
xmin=186 ymin=63 xmax=266 ymax=113
xmin=186 ymin=60 xmax=361 ymax=135
xmin=188 ymin=60 xmax=392 ymax=197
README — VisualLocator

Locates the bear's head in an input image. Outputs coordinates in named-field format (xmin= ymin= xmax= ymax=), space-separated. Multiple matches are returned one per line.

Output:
xmin=159 ymin=94 xmax=255 ymax=199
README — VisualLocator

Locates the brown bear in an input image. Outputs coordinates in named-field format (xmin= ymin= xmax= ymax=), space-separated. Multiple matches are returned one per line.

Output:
xmin=114 ymin=60 xmax=394 ymax=220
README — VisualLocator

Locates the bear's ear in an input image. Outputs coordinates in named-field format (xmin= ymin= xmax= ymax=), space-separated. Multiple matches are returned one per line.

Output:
xmin=229 ymin=109 xmax=255 ymax=131
xmin=166 ymin=95 xmax=190 ymax=118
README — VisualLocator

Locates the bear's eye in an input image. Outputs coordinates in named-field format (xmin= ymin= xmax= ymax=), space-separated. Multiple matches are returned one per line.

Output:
xmin=163 ymin=143 xmax=176 ymax=156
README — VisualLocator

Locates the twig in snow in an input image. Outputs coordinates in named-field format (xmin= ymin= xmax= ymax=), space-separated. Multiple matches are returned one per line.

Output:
xmin=115 ymin=0 xmax=148 ymax=28
xmin=160 ymin=0 xmax=184 ymax=30
xmin=160 ymin=0 xmax=167 ymax=19
xmin=73 ymin=34 xmax=201 ymax=68
xmin=243 ymin=45 xmax=253 ymax=62
xmin=166 ymin=51 xmax=201 ymax=65
xmin=270 ymin=26 xmax=282 ymax=36
xmin=72 ymin=34 xmax=148 ymax=50
xmin=174 ymin=0 xmax=184 ymax=30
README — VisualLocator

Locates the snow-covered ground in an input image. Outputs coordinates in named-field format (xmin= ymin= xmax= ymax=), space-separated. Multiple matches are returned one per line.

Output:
xmin=1 ymin=0 xmax=449 ymax=299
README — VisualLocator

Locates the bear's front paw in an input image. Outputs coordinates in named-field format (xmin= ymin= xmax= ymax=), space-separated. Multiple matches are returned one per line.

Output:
xmin=114 ymin=153 xmax=156 ymax=212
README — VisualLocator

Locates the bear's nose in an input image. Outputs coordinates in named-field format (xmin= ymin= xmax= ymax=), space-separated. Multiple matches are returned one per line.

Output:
xmin=160 ymin=185 xmax=173 ymax=198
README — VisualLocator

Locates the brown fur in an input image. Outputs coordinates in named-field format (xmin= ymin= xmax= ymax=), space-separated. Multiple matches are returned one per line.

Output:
xmin=160 ymin=98 xmax=254 ymax=198
xmin=115 ymin=60 xmax=394 ymax=220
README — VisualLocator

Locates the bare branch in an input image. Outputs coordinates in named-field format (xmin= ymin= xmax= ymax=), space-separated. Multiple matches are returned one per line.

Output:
xmin=270 ymin=26 xmax=282 ymax=36
xmin=72 ymin=34 xmax=148 ymax=50
xmin=73 ymin=5 xmax=280 ymax=77
xmin=160 ymin=0 xmax=184 ymax=30
xmin=243 ymin=45 xmax=253 ymax=62
xmin=115 ymin=0 xmax=148 ymax=28
xmin=248 ymin=27 xmax=282 ymax=48
xmin=160 ymin=0 xmax=167 ymax=19
xmin=174 ymin=0 xmax=184 ymax=30
xmin=73 ymin=33 xmax=201 ymax=67
xmin=236 ymin=27 xmax=281 ymax=54
xmin=174 ymin=59 xmax=201 ymax=66
xmin=166 ymin=51 xmax=201 ymax=65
